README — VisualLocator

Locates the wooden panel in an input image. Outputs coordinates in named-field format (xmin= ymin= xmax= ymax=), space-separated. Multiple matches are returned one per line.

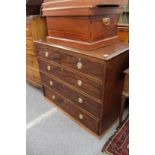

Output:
xmin=123 ymin=69 xmax=129 ymax=94
xmin=31 ymin=17 xmax=48 ymax=40
xmin=37 ymin=44 xmax=104 ymax=80
xmin=46 ymin=17 xmax=91 ymax=42
xmin=117 ymin=25 xmax=129 ymax=43
xmin=46 ymin=15 xmax=119 ymax=42
xmin=46 ymin=36 xmax=119 ymax=51
xmin=34 ymin=41 xmax=129 ymax=61
xmin=26 ymin=54 xmax=39 ymax=69
xmin=41 ymin=73 xmax=101 ymax=118
xmin=26 ymin=25 xmax=32 ymax=37
xmin=26 ymin=67 xmax=41 ymax=84
xmin=99 ymin=50 xmax=129 ymax=134
xmin=43 ymin=0 xmax=128 ymax=8
xmin=44 ymin=86 xmax=99 ymax=133
xmin=38 ymin=59 xmax=102 ymax=99
xmin=61 ymin=52 xmax=104 ymax=80
xmin=91 ymin=15 xmax=119 ymax=41
xmin=26 ymin=38 xmax=34 ymax=50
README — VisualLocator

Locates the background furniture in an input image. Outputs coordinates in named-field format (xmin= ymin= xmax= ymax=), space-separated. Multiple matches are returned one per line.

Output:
xmin=117 ymin=2 xmax=129 ymax=43
xmin=117 ymin=24 xmax=129 ymax=43
xmin=26 ymin=15 xmax=47 ymax=87
xmin=119 ymin=68 xmax=129 ymax=126
xmin=26 ymin=0 xmax=43 ymax=16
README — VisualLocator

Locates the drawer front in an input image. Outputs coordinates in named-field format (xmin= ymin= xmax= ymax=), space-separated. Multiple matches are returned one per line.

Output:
xmin=44 ymin=86 xmax=99 ymax=133
xmin=61 ymin=53 xmax=103 ymax=80
xmin=26 ymin=25 xmax=32 ymax=37
xmin=37 ymin=45 xmax=104 ymax=80
xmin=26 ymin=54 xmax=39 ymax=69
xmin=26 ymin=67 xmax=41 ymax=84
xmin=26 ymin=38 xmax=34 ymax=50
xmin=41 ymin=73 xmax=101 ymax=118
xmin=39 ymin=59 xmax=102 ymax=99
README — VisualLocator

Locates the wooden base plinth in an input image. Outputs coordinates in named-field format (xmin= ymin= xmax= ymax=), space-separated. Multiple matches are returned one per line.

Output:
xmin=47 ymin=36 xmax=119 ymax=51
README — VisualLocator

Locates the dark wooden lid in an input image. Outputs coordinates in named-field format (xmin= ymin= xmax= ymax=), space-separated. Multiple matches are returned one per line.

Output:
xmin=42 ymin=0 xmax=127 ymax=16
xmin=43 ymin=0 xmax=128 ymax=7
xmin=34 ymin=40 xmax=129 ymax=61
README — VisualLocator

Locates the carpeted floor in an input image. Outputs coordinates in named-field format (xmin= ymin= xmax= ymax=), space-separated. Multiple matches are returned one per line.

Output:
xmin=26 ymin=83 xmax=128 ymax=155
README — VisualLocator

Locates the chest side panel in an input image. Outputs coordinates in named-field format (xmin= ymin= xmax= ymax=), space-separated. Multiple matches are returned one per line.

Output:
xmin=99 ymin=50 xmax=129 ymax=134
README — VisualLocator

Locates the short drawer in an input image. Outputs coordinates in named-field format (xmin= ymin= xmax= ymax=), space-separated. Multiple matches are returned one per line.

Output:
xmin=37 ymin=44 xmax=104 ymax=80
xmin=41 ymin=73 xmax=101 ymax=118
xmin=26 ymin=25 xmax=32 ymax=37
xmin=26 ymin=67 xmax=41 ymax=84
xmin=44 ymin=86 xmax=99 ymax=133
xmin=26 ymin=54 xmax=39 ymax=69
xmin=39 ymin=59 xmax=102 ymax=100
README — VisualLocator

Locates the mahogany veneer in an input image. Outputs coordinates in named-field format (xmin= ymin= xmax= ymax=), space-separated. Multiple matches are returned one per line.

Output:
xmin=34 ymin=41 xmax=129 ymax=136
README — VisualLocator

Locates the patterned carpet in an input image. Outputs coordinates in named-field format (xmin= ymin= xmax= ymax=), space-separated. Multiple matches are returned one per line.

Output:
xmin=103 ymin=118 xmax=129 ymax=155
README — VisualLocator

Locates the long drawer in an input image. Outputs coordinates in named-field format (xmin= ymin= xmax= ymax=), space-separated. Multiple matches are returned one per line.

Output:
xmin=26 ymin=54 xmax=39 ymax=69
xmin=41 ymin=73 xmax=101 ymax=118
xmin=39 ymin=59 xmax=102 ymax=100
xmin=37 ymin=44 xmax=104 ymax=80
xmin=44 ymin=86 xmax=99 ymax=133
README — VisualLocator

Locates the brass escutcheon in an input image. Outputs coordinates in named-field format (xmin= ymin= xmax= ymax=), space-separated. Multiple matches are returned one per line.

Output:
xmin=102 ymin=17 xmax=110 ymax=25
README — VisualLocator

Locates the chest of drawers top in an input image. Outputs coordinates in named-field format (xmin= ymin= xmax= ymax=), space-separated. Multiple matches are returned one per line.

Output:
xmin=35 ymin=41 xmax=128 ymax=62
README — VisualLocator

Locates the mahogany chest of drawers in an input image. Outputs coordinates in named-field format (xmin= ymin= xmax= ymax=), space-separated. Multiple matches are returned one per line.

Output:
xmin=34 ymin=41 xmax=129 ymax=136
xmin=26 ymin=16 xmax=47 ymax=87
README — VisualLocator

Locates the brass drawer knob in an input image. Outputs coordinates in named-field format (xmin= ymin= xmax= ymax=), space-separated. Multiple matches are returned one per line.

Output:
xmin=45 ymin=52 xmax=49 ymax=57
xmin=77 ymin=80 xmax=82 ymax=86
xmin=79 ymin=114 xmax=84 ymax=120
xmin=102 ymin=17 xmax=110 ymax=25
xmin=49 ymin=81 xmax=53 ymax=86
xmin=52 ymin=95 xmax=55 ymax=100
xmin=77 ymin=62 xmax=83 ymax=69
xmin=78 ymin=98 xmax=83 ymax=103
xmin=47 ymin=65 xmax=51 ymax=71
